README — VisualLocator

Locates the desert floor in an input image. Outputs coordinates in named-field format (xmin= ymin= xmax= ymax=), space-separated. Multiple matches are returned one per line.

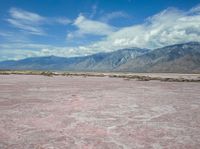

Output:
xmin=0 ymin=75 xmax=200 ymax=149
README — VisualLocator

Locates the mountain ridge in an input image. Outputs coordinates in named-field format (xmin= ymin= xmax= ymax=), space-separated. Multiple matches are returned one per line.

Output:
xmin=116 ymin=42 xmax=200 ymax=73
xmin=0 ymin=42 xmax=199 ymax=73
xmin=0 ymin=47 xmax=149 ymax=71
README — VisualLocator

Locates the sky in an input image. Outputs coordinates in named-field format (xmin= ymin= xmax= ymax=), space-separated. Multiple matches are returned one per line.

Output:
xmin=0 ymin=0 xmax=200 ymax=61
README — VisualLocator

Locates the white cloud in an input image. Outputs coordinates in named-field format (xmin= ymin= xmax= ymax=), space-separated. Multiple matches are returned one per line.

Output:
xmin=67 ymin=14 xmax=116 ymax=40
xmin=7 ymin=8 xmax=46 ymax=35
xmin=89 ymin=6 xmax=200 ymax=50
xmin=0 ymin=31 xmax=13 ymax=38
xmin=189 ymin=4 xmax=200 ymax=14
xmin=66 ymin=6 xmax=200 ymax=52
xmin=6 ymin=8 xmax=72 ymax=35
xmin=0 ymin=43 xmax=97 ymax=61
xmin=55 ymin=17 xmax=72 ymax=25
xmin=7 ymin=18 xmax=46 ymax=35
xmin=66 ymin=6 xmax=200 ymax=55
xmin=0 ymin=31 xmax=30 ymax=43
xmin=100 ymin=11 xmax=130 ymax=23
xmin=2 ymin=5 xmax=200 ymax=61
xmin=9 ymin=8 xmax=45 ymax=23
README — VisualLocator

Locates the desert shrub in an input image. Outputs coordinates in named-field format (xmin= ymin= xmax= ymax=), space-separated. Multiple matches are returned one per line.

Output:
xmin=0 ymin=71 xmax=10 ymax=75
xmin=137 ymin=76 xmax=151 ymax=81
xmin=41 ymin=71 xmax=54 ymax=77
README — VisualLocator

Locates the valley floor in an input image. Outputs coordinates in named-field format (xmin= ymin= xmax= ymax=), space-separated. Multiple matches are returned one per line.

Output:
xmin=0 ymin=75 xmax=200 ymax=148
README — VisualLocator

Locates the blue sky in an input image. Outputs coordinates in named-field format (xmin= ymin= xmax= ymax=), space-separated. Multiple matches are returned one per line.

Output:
xmin=0 ymin=0 xmax=200 ymax=61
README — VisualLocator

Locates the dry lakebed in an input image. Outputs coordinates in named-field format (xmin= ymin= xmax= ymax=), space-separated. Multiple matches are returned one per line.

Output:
xmin=0 ymin=73 xmax=200 ymax=149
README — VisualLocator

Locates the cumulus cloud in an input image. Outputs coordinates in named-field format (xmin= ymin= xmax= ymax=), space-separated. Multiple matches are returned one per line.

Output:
xmin=67 ymin=14 xmax=116 ymax=40
xmin=2 ymin=4 xmax=200 ymax=61
xmin=66 ymin=5 xmax=200 ymax=53
xmin=90 ymin=6 xmax=200 ymax=50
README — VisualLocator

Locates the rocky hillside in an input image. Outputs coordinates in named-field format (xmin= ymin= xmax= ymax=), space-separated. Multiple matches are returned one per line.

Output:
xmin=0 ymin=42 xmax=199 ymax=73
xmin=0 ymin=48 xmax=149 ymax=71
xmin=117 ymin=42 xmax=200 ymax=73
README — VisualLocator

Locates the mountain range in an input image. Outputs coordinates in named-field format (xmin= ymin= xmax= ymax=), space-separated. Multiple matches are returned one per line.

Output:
xmin=0 ymin=42 xmax=200 ymax=73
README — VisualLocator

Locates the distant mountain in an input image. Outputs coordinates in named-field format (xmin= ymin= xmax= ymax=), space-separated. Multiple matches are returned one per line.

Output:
xmin=0 ymin=42 xmax=199 ymax=73
xmin=117 ymin=42 xmax=200 ymax=73
xmin=91 ymin=48 xmax=149 ymax=71
xmin=0 ymin=48 xmax=149 ymax=71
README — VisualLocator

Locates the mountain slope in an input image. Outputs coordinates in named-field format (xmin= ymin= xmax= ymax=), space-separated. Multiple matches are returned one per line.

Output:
xmin=92 ymin=48 xmax=149 ymax=71
xmin=0 ymin=42 xmax=199 ymax=73
xmin=0 ymin=48 xmax=148 ymax=71
xmin=117 ymin=42 xmax=200 ymax=73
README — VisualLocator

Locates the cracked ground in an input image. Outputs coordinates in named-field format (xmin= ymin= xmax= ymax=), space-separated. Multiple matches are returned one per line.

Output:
xmin=0 ymin=75 xmax=200 ymax=149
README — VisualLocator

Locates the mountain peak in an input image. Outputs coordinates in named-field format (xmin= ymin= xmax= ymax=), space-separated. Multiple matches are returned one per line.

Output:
xmin=0 ymin=42 xmax=199 ymax=73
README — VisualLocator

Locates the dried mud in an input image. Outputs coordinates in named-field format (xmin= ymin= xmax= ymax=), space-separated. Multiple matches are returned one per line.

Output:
xmin=0 ymin=75 xmax=200 ymax=149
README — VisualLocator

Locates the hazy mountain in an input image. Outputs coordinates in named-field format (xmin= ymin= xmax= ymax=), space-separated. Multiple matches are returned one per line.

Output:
xmin=0 ymin=42 xmax=199 ymax=73
xmin=117 ymin=42 xmax=200 ymax=73
xmin=0 ymin=48 xmax=149 ymax=71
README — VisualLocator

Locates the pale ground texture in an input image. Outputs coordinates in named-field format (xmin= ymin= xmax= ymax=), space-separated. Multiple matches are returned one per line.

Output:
xmin=0 ymin=75 xmax=200 ymax=149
